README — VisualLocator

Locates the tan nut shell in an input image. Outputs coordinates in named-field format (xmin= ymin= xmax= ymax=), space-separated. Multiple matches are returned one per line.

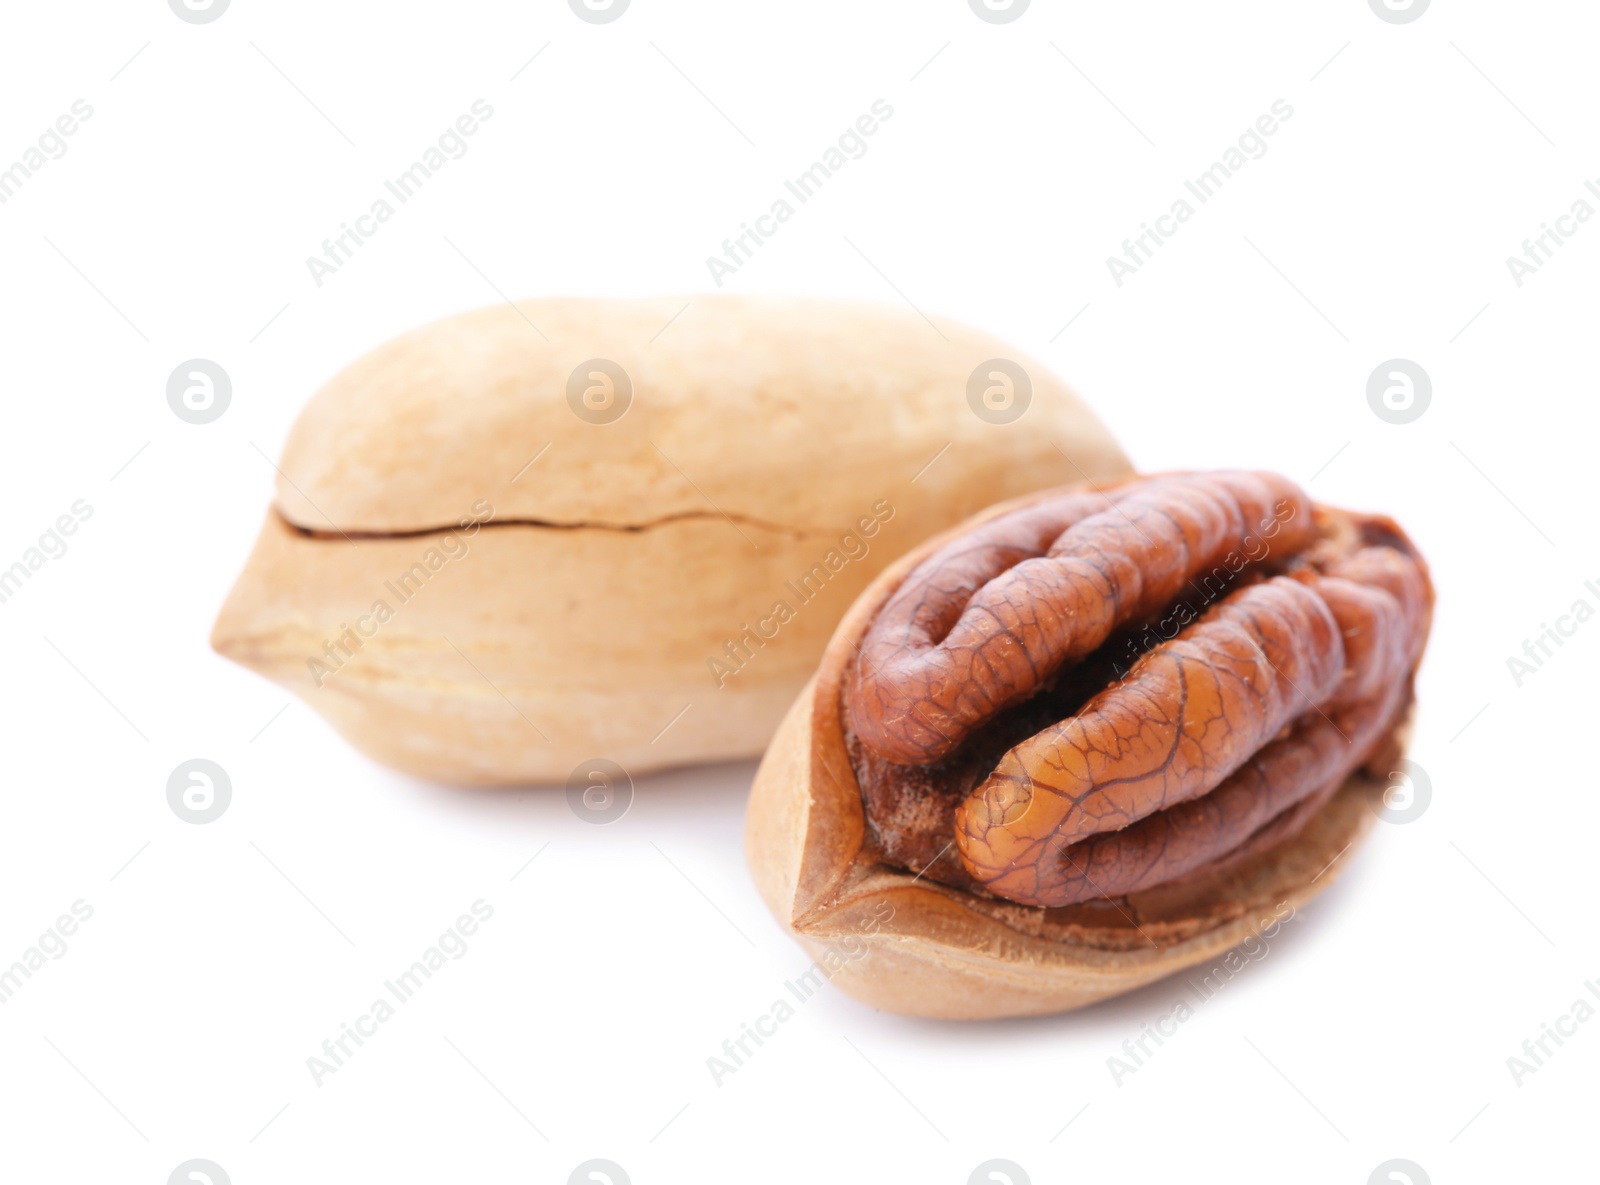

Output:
xmin=212 ymin=296 xmax=1131 ymax=784
xmin=745 ymin=484 xmax=1386 ymax=1020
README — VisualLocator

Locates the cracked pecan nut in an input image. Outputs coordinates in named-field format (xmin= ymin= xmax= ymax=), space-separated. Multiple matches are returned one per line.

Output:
xmin=211 ymin=296 xmax=1129 ymax=783
xmin=746 ymin=471 xmax=1431 ymax=1018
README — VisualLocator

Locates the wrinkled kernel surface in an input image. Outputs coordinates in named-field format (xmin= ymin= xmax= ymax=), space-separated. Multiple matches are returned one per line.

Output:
xmin=846 ymin=471 xmax=1432 ymax=909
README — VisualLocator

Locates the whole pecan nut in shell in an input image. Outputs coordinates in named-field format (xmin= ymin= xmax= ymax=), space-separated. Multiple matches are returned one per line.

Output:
xmin=209 ymin=296 xmax=1130 ymax=784
xmin=746 ymin=471 xmax=1432 ymax=1019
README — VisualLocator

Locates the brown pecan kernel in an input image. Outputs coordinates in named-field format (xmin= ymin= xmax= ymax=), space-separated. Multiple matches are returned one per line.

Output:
xmin=845 ymin=472 xmax=1432 ymax=910
xmin=847 ymin=471 xmax=1316 ymax=765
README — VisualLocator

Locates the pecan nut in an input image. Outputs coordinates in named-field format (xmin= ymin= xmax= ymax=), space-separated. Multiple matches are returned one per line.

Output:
xmin=210 ymin=296 xmax=1130 ymax=783
xmin=747 ymin=471 xmax=1432 ymax=1019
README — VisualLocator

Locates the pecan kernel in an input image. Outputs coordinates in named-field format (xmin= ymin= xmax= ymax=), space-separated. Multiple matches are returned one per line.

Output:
xmin=846 ymin=471 xmax=1432 ymax=910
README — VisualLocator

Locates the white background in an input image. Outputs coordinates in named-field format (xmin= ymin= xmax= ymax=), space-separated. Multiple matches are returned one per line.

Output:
xmin=0 ymin=1 xmax=1593 ymax=1182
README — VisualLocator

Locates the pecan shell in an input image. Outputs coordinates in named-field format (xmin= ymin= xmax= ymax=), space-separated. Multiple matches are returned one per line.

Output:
xmin=210 ymin=296 xmax=1131 ymax=783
